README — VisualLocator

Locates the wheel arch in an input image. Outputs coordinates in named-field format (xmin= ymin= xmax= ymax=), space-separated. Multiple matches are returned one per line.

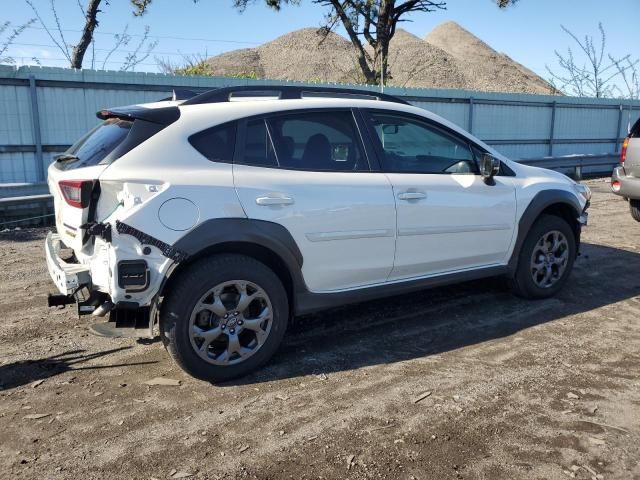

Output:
xmin=158 ymin=219 xmax=305 ymax=317
xmin=508 ymin=189 xmax=583 ymax=274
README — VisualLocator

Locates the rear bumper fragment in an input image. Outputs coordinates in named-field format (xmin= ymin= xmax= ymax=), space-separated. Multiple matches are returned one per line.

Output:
xmin=45 ymin=232 xmax=91 ymax=295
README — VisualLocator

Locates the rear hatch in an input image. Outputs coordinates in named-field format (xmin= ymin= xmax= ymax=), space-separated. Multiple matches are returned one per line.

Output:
xmin=622 ymin=117 xmax=640 ymax=175
xmin=48 ymin=103 xmax=180 ymax=252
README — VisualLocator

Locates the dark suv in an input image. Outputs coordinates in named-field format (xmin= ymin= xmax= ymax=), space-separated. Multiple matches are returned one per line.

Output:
xmin=612 ymin=118 xmax=640 ymax=221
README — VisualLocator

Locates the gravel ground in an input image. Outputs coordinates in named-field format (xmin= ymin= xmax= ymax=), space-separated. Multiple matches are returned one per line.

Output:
xmin=0 ymin=179 xmax=639 ymax=480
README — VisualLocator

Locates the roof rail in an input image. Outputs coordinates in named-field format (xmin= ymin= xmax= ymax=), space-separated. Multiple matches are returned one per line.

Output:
xmin=181 ymin=85 xmax=410 ymax=106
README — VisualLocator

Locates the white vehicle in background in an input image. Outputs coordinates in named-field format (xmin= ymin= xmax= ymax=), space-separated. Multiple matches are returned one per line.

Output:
xmin=45 ymin=86 xmax=591 ymax=381
xmin=611 ymin=117 xmax=640 ymax=221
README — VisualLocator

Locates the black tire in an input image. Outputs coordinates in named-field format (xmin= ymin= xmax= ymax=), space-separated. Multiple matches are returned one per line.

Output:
xmin=630 ymin=199 xmax=640 ymax=222
xmin=509 ymin=214 xmax=576 ymax=299
xmin=160 ymin=254 xmax=288 ymax=382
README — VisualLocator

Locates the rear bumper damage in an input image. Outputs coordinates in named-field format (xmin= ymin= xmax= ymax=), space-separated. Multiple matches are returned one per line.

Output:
xmin=45 ymin=232 xmax=91 ymax=295
xmin=45 ymin=223 xmax=178 ymax=334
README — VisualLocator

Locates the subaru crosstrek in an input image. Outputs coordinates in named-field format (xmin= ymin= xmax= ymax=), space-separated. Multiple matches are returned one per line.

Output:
xmin=45 ymin=86 xmax=591 ymax=381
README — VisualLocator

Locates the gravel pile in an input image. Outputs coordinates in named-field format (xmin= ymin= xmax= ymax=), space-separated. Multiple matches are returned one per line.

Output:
xmin=385 ymin=29 xmax=467 ymax=89
xmin=204 ymin=22 xmax=553 ymax=94
xmin=257 ymin=28 xmax=363 ymax=83
xmin=425 ymin=21 xmax=554 ymax=94
xmin=204 ymin=48 xmax=265 ymax=78
xmin=206 ymin=28 xmax=362 ymax=83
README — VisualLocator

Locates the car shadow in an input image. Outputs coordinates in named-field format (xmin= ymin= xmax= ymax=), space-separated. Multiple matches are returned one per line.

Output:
xmin=225 ymin=242 xmax=640 ymax=386
xmin=0 ymin=347 xmax=158 ymax=391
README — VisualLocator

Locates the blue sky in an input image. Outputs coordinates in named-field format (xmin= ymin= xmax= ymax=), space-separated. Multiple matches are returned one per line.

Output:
xmin=2 ymin=0 xmax=638 ymax=84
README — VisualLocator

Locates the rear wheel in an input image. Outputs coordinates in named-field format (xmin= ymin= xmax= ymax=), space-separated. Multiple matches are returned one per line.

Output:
xmin=160 ymin=254 xmax=288 ymax=382
xmin=510 ymin=214 xmax=576 ymax=299
xmin=630 ymin=199 xmax=640 ymax=222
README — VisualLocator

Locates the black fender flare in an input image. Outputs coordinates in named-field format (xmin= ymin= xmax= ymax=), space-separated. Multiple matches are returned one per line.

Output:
xmin=508 ymin=189 xmax=583 ymax=273
xmin=171 ymin=217 xmax=305 ymax=288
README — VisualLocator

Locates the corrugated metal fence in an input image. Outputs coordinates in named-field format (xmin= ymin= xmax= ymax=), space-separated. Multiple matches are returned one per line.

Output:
xmin=1 ymin=65 xmax=639 ymax=188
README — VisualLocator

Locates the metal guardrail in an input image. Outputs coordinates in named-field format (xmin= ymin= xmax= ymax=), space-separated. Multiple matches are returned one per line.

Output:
xmin=0 ymin=193 xmax=54 ymax=228
xmin=519 ymin=153 xmax=619 ymax=180
xmin=0 ymin=155 xmax=618 ymax=227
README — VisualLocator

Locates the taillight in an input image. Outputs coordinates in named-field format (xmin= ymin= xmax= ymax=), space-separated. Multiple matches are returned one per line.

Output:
xmin=621 ymin=137 xmax=629 ymax=165
xmin=59 ymin=180 xmax=94 ymax=208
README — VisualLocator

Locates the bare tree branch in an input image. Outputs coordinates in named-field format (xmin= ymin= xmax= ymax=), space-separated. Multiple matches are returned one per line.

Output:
xmin=0 ymin=19 xmax=37 ymax=64
xmin=25 ymin=0 xmax=72 ymax=63
xmin=547 ymin=23 xmax=637 ymax=98
xmin=120 ymin=25 xmax=158 ymax=71
xmin=102 ymin=25 xmax=131 ymax=70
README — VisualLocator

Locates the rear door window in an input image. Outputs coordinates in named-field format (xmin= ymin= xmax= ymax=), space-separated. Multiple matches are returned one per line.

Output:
xmin=236 ymin=110 xmax=369 ymax=172
xmin=57 ymin=118 xmax=133 ymax=171
xmin=241 ymin=118 xmax=279 ymax=167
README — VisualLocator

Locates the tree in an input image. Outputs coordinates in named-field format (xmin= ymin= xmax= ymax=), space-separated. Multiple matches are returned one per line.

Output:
xmin=24 ymin=0 xmax=158 ymax=70
xmin=546 ymin=23 xmax=638 ymax=98
xmin=0 ymin=19 xmax=37 ymax=65
xmin=231 ymin=0 xmax=520 ymax=85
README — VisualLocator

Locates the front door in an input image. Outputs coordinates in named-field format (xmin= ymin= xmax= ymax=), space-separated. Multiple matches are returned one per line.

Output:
xmin=363 ymin=110 xmax=517 ymax=281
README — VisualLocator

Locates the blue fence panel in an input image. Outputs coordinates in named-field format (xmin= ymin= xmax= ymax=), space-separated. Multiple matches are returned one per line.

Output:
xmin=1 ymin=64 xmax=639 ymax=188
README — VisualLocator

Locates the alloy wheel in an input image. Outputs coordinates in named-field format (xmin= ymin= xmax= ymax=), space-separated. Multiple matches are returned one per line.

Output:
xmin=530 ymin=230 xmax=569 ymax=288
xmin=188 ymin=280 xmax=273 ymax=365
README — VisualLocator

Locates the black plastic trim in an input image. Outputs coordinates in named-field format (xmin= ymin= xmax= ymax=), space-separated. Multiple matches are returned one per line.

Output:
xmin=172 ymin=218 xmax=304 ymax=269
xmin=118 ymin=260 xmax=150 ymax=292
xmin=116 ymin=221 xmax=188 ymax=262
xmin=182 ymin=85 xmax=410 ymax=106
xmin=295 ymin=266 xmax=508 ymax=315
xmin=507 ymin=189 xmax=582 ymax=273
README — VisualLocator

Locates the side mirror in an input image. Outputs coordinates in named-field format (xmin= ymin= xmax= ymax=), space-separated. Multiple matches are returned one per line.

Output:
xmin=479 ymin=153 xmax=500 ymax=181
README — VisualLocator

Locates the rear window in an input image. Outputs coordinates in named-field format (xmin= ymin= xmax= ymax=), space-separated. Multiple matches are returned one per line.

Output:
xmin=57 ymin=118 xmax=133 ymax=171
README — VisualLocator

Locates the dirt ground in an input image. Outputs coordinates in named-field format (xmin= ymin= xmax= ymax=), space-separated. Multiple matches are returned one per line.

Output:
xmin=1 ymin=179 xmax=639 ymax=480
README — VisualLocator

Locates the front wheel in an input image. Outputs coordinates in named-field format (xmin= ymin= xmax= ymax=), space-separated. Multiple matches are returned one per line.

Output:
xmin=160 ymin=254 xmax=288 ymax=382
xmin=509 ymin=214 xmax=576 ymax=299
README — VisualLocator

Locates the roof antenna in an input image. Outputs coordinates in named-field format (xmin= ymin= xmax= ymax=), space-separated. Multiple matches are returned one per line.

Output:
xmin=171 ymin=89 xmax=177 ymax=102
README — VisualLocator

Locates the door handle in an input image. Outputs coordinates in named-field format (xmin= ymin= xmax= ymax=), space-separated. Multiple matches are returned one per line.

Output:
xmin=397 ymin=191 xmax=427 ymax=201
xmin=255 ymin=195 xmax=294 ymax=206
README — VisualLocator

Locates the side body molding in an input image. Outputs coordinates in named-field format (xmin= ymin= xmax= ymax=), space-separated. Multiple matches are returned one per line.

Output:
xmin=507 ymin=189 xmax=583 ymax=273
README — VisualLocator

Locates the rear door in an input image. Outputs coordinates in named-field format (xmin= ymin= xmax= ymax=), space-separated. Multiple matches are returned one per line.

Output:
xmin=232 ymin=109 xmax=396 ymax=292
xmin=48 ymin=117 xmax=133 ymax=252
xmin=362 ymin=109 xmax=517 ymax=280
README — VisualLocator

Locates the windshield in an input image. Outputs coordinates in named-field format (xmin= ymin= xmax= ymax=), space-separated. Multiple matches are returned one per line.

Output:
xmin=57 ymin=118 xmax=133 ymax=171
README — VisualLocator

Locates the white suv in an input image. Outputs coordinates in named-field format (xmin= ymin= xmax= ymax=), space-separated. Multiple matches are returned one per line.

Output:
xmin=45 ymin=86 xmax=591 ymax=381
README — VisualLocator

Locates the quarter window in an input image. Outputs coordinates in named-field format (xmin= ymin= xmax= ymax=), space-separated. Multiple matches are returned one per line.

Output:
xmin=189 ymin=122 xmax=236 ymax=163
xmin=367 ymin=113 xmax=477 ymax=174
